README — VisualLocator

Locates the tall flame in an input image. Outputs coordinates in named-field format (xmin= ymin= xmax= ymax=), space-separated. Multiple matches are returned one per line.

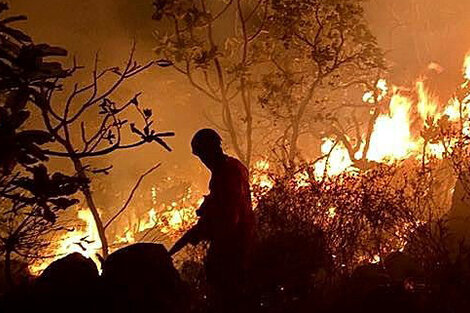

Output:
xmin=464 ymin=52 xmax=470 ymax=81
xmin=314 ymin=139 xmax=353 ymax=179
xmin=317 ymin=50 xmax=470 ymax=172
xmin=367 ymin=93 xmax=416 ymax=162
xmin=416 ymin=80 xmax=438 ymax=121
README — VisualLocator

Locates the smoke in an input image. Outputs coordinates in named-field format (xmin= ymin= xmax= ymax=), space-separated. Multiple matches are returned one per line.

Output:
xmin=8 ymin=0 xmax=212 ymax=210
xmin=7 ymin=0 xmax=470 ymax=213
xmin=365 ymin=0 xmax=470 ymax=98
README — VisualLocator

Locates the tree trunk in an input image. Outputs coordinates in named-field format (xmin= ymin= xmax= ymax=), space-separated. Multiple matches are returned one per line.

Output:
xmin=223 ymin=96 xmax=247 ymax=165
xmin=241 ymin=77 xmax=253 ymax=168
xmin=4 ymin=249 xmax=13 ymax=290
xmin=203 ymin=9 xmax=249 ymax=166
xmin=72 ymin=158 xmax=109 ymax=259
xmin=288 ymin=118 xmax=300 ymax=171
xmin=245 ymin=110 xmax=253 ymax=167
xmin=288 ymin=81 xmax=320 ymax=171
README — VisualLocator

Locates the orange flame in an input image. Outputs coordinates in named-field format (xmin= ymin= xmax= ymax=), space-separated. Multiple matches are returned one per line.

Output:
xmin=317 ymin=50 xmax=470 ymax=173
xmin=29 ymin=209 xmax=102 ymax=275
xmin=367 ymin=92 xmax=416 ymax=162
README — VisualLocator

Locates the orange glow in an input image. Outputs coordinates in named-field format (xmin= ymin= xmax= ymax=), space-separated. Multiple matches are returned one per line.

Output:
xmin=30 ymin=187 xmax=202 ymax=275
xmin=314 ymin=138 xmax=353 ymax=179
xmin=113 ymin=186 xmax=201 ymax=245
xmin=416 ymin=80 xmax=438 ymax=121
xmin=251 ymin=160 xmax=274 ymax=189
xmin=464 ymin=52 xmax=470 ymax=81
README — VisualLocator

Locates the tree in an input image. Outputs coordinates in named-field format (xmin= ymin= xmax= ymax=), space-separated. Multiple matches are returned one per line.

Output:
xmin=259 ymin=0 xmax=385 ymax=170
xmin=0 ymin=3 xmax=85 ymax=287
xmin=37 ymin=47 xmax=174 ymax=258
xmin=153 ymin=0 xmax=270 ymax=166
xmin=0 ymin=2 xmax=174 ymax=262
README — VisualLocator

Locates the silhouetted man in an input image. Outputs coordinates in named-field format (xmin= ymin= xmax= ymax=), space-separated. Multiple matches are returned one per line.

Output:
xmin=169 ymin=128 xmax=255 ymax=312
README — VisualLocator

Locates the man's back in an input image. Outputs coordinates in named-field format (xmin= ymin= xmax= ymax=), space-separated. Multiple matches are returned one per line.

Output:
xmin=205 ymin=155 xmax=254 ymax=245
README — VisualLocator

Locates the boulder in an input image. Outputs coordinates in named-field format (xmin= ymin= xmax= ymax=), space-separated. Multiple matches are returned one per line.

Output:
xmin=102 ymin=242 xmax=189 ymax=313
xmin=34 ymin=252 xmax=100 ymax=313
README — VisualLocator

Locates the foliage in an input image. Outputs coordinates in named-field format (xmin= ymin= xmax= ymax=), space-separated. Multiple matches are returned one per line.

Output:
xmin=153 ymin=0 xmax=385 ymax=170
xmin=0 ymin=1 xmax=175 ymax=278
xmin=0 ymin=6 xmax=175 ymax=259
xmin=253 ymin=162 xmax=428 ymax=273
xmin=0 ymin=2 xmax=85 ymax=285
xmin=153 ymin=0 xmax=270 ymax=166
xmin=258 ymin=0 xmax=385 ymax=169
xmin=175 ymin=155 xmax=470 ymax=312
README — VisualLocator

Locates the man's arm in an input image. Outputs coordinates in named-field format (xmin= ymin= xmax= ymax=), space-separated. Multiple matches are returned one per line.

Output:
xmin=168 ymin=223 xmax=201 ymax=255
xmin=168 ymin=227 xmax=195 ymax=255
xmin=169 ymin=198 xmax=216 ymax=255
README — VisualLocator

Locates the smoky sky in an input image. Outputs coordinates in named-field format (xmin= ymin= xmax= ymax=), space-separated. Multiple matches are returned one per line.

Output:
xmin=9 ymin=0 xmax=214 ymax=208
xmin=7 ymin=0 xmax=470 ymax=208
xmin=366 ymin=0 xmax=470 ymax=98
xmin=11 ymin=0 xmax=470 ymax=108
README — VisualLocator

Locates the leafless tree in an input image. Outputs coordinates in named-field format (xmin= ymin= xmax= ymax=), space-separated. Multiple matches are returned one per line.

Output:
xmin=34 ymin=48 xmax=174 ymax=258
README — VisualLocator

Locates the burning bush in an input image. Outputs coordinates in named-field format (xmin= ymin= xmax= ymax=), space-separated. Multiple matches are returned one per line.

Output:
xmin=243 ymin=156 xmax=470 ymax=312
xmin=255 ymin=163 xmax=427 ymax=273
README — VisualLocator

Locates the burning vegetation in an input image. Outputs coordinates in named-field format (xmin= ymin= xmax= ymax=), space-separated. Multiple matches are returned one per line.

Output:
xmin=3 ymin=1 xmax=470 ymax=313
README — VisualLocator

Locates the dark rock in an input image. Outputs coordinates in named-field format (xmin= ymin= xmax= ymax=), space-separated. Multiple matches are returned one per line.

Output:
xmin=102 ymin=242 xmax=189 ymax=313
xmin=33 ymin=252 xmax=100 ymax=313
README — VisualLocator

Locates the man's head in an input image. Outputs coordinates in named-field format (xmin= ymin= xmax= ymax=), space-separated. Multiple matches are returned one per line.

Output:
xmin=191 ymin=128 xmax=223 ymax=170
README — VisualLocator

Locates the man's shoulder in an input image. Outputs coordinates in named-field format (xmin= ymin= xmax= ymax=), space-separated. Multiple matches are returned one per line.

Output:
xmin=225 ymin=156 xmax=248 ymax=174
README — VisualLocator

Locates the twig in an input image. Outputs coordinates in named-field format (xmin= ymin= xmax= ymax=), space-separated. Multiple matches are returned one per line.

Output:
xmin=104 ymin=163 xmax=162 ymax=229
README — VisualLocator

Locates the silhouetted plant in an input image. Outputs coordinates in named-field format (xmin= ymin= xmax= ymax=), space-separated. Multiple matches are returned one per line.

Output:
xmin=0 ymin=3 xmax=85 ymax=288
xmin=0 ymin=2 xmax=174 ymax=279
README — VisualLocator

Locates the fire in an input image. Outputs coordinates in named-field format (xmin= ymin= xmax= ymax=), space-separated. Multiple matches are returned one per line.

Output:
xmin=367 ymin=92 xmax=417 ymax=162
xmin=464 ymin=52 xmax=470 ymax=81
xmin=416 ymin=80 xmax=438 ymax=121
xmin=314 ymin=139 xmax=353 ymax=179
xmin=255 ymin=50 xmax=470 ymax=188
xmin=30 ymin=185 xmax=202 ymax=275
xmin=29 ymin=209 xmax=102 ymax=275
xmin=315 ymin=50 xmax=470 ymax=173
xmin=444 ymin=97 xmax=462 ymax=121
xmin=252 ymin=160 xmax=274 ymax=189
xmin=362 ymin=78 xmax=388 ymax=104
xmin=113 ymin=186 xmax=201 ymax=244
xmin=29 ymin=50 xmax=470 ymax=275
